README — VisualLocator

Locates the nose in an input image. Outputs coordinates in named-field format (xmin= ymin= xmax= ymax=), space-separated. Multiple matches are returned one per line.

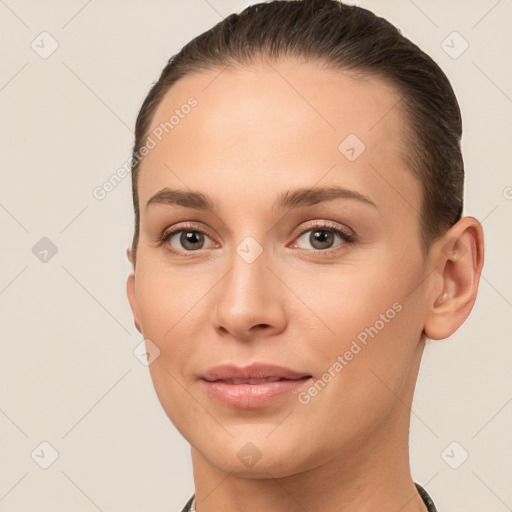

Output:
xmin=211 ymin=244 xmax=288 ymax=342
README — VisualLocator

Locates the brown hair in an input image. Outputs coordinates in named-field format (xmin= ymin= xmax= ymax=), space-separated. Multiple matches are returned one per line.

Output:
xmin=129 ymin=0 xmax=463 ymax=266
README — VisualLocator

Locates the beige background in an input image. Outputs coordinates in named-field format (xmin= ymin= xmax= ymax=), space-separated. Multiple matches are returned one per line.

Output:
xmin=1 ymin=0 xmax=511 ymax=510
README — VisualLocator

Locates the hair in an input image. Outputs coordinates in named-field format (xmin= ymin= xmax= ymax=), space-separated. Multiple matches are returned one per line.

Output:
xmin=129 ymin=0 xmax=464 ymax=266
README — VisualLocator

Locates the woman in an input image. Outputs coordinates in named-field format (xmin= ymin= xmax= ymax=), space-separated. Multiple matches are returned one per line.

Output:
xmin=126 ymin=1 xmax=484 ymax=510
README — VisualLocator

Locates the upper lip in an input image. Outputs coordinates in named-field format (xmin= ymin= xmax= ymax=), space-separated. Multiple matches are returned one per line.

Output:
xmin=200 ymin=363 xmax=311 ymax=382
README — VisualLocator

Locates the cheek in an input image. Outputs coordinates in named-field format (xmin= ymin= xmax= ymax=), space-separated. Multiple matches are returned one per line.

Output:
xmin=133 ymin=264 xmax=202 ymax=397
xmin=134 ymin=259 xmax=207 ymax=338
xmin=134 ymin=266 xmax=207 ymax=434
xmin=298 ymin=256 xmax=425 ymax=406
xmin=294 ymin=257 xmax=415 ymax=349
xmin=289 ymin=299 xmax=424 ymax=464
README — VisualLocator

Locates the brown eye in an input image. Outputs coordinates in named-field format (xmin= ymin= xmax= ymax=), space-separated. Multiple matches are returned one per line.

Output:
xmin=294 ymin=224 xmax=353 ymax=252
xmin=162 ymin=228 xmax=216 ymax=253
xmin=309 ymin=229 xmax=335 ymax=250
xmin=179 ymin=231 xmax=205 ymax=251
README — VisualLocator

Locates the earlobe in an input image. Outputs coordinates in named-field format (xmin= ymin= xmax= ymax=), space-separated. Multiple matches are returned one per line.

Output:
xmin=424 ymin=217 xmax=484 ymax=340
xmin=126 ymin=273 xmax=142 ymax=334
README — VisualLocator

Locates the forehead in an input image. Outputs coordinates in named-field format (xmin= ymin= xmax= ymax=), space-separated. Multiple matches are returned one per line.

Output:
xmin=147 ymin=60 xmax=405 ymax=151
xmin=138 ymin=59 xmax=420 ymax=223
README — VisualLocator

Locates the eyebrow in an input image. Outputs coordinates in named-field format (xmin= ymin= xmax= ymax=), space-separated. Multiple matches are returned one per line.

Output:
xmin=145 ymin=185 xmax=377 ymax=212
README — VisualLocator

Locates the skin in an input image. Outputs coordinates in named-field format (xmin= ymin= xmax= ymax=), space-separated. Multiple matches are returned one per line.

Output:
xmin=126 ymin=59 xmax=484 ymax=511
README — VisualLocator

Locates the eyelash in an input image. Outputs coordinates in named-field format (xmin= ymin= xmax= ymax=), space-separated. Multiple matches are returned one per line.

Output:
xmin=157 ymin=221 xmax=356 ymax=256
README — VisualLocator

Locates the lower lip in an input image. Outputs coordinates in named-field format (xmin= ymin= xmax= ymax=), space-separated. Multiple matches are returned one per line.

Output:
xmin=200 ymin=377 xmax=312 ymax=409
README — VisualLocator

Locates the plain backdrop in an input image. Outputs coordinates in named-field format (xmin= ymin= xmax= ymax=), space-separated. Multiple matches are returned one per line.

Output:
xmin=1 ymin=1 xmax=511 ymax=511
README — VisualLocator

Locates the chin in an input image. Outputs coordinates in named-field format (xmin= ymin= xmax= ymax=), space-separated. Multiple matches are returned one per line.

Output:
xmin=193 ymin=432 xmax=321 ymax=479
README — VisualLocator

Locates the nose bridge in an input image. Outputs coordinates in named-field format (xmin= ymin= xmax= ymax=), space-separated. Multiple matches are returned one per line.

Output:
xmin=212 ymin=236 xmax=287 ymax=339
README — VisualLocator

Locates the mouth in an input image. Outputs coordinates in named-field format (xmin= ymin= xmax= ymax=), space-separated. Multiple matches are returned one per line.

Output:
xmin=199 ymin=366 xmax=313 ymax=409
xmin=200 ymin=362 xmax=311 ymax=382
xmin=206 ymin=376 xmax=309 ymax=384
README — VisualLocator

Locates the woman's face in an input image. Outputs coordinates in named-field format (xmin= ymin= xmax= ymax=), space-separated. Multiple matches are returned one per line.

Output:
xmin=127 ymin=60 xmax=433 ymax=477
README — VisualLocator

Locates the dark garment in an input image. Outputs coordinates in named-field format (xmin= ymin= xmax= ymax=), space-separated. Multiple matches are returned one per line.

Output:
xmin=415 ymin=482 xmax=438 ymax=511
xmin=180 ymin=495 xmax=195 ymax=512
xmin=179 ymin=482 xmax=438 ymax=511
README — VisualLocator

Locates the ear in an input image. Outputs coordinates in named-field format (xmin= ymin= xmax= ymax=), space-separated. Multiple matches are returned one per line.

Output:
xmin=424 ymin=216 xmax=484 ymax=340
xmin=126 ymin=273 xmax=142 ymax=334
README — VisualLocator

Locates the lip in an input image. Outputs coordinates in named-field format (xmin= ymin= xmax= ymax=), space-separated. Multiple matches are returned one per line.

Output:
xmin=199 ymin=363 xmax=313 ymax=409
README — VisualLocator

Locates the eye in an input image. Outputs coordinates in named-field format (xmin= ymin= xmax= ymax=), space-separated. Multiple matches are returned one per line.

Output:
xmin=160 ymin=223 xmax=216 ymax=253
xmin=292 ymin=222 xmax=354 ymax=251
xmin=158 ymin=221 xmax=355 ymax=256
